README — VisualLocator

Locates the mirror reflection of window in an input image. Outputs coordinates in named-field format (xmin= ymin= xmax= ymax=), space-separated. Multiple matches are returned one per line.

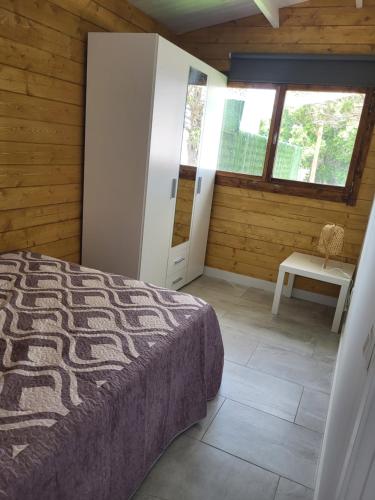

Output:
xmin=180 ymin=68 xmax=208 ymax=168
xmin=171 ymin=68 xmax=208 ymax=249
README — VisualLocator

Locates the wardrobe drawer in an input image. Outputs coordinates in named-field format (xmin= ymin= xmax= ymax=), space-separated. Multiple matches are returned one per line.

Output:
xmin=166 ymin=268 xmax=187 ymax=290
xmin=168 ymin=242 xmax=189 ymax=274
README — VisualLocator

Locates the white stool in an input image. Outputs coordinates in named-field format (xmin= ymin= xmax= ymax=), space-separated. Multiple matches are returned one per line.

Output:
xmin=272 ymin=252 xmax=355 ymax=333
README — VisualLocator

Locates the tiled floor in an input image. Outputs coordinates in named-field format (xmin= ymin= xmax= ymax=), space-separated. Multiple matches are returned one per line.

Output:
xmin=134 ymin=275 xmax=339 ymax=500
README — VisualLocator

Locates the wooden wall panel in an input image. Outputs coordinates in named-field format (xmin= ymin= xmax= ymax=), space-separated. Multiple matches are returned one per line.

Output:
xmin=177 ymin=0 xmax=375 ymax=297
xmin=0 ymin=0 xmax=172 ymax=260
xmin=1 ymin=0 xmax=374 ymax=297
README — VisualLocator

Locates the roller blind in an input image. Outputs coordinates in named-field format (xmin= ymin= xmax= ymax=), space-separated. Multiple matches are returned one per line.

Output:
xmin=229 ymin=53 xmax=375 ymax=87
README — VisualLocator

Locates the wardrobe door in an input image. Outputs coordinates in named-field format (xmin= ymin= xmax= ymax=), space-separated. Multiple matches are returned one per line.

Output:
xmin=139 ymin=37 xmax=189 ymax=286
xmin=187 ymin=69 xmax=227 ymax=283
xmin=168 ymin=66 xmax=208 ymax=288
xmin=82 ymin=33 xmax=156 ymax=278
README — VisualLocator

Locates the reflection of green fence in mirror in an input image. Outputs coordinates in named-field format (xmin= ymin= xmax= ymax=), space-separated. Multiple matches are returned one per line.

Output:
xmin=218 ymin=99 xmax=302 ymax=180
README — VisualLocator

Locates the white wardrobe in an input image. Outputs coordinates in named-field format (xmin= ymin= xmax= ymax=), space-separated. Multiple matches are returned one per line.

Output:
xmin=82 ymin=33 xmax=227 ymax=289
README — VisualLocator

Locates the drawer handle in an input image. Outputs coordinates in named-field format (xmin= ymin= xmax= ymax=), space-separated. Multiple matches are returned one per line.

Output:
xmin=172 ymin=277 xmax=183 ymax=285
xmin=174 ymin=257 xmax=185 ymax=265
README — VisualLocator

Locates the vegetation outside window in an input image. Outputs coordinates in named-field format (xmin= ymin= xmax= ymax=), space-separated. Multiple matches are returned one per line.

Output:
xmin=216 ymin=84 xmax=375 ymax=205
xmin=274 ymin=90 xmax=365 ymax=186
xmin=218 ymin=87 xmax=276 ymax=176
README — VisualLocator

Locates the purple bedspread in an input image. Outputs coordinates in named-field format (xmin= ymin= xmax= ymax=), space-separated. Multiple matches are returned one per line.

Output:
xmin=0 ymin=252 xmax=224 ymax=499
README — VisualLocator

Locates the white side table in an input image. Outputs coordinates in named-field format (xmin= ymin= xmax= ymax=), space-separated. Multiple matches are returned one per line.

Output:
xmin=272 ymin=252 xmax=355 ymax=333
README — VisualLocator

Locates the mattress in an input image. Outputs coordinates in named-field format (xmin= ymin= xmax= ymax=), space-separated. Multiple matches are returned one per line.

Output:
xmin=0 ymin=251 xmax=224 ymax=499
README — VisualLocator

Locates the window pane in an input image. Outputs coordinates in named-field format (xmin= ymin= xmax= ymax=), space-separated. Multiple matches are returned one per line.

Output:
xmin=273 ymin=90 xmax=366 ymax=187
xmin=217 ymin=88 xmax=276 ymax=176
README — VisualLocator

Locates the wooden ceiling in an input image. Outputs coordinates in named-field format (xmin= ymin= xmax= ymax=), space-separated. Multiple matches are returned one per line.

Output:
xmin=127 ymin=0 xmax=308 ymax=33
xmin=128 ymin=0 xmax=366 ymax=33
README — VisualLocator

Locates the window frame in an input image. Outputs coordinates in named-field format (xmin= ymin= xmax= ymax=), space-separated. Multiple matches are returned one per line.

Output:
xmin=215 ymin=82 xmax=375 ymax=205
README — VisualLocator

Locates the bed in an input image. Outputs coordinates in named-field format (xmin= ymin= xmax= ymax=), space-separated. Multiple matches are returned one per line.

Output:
xmin=0 ymin=251 xmax=224 ymax=500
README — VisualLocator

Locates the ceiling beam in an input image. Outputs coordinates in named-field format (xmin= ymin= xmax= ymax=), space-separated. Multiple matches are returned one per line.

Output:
xmin=253 ymin=0 xmax=280 ymax=28
xmin=356 ymin=0 xmax=363 ymax=7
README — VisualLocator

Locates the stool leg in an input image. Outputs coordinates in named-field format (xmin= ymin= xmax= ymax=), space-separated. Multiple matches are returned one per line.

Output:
xmin=285 ymin=273 xmax=295 ymax=298
xmin=332 ymin=284 xmax=349 ymax=333
xmin=272 ymin=269 xmax=285 ymax=315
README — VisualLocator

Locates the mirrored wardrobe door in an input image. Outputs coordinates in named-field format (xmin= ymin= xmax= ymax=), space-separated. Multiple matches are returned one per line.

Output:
xmin=171 ymin=165 xmax=197 ymax=247
xmin=186 ymin=67 xmax=227 ymax=283
xmin=171 ymin=67 xmax=208 ymax=250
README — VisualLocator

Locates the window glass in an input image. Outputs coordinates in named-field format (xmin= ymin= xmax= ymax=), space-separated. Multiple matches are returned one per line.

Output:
xmin=273 ymin=90 xmax=366 ymax=186
xmin=217 ymin=88 xmax=276 ymax=176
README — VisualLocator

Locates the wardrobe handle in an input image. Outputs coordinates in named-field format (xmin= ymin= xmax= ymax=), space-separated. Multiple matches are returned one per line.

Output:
xmin=197 ymin=176 xmax=202 ymax=194
xmin=171 ymin=178 xmax=177 ymax=199
xmin=174 ymin=257 xmax=185 ymax=265
xmin=172 ymin=276 xmax=183 ymax=286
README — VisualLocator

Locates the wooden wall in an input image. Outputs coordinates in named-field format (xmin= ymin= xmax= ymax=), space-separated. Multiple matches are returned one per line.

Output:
xmin=1 ymin=0 xmax=374 ymax=298
xmin=178 ymin=0 xmax=375 ymax=297
xmin=0 ymin=0 xmax=171 ymax=263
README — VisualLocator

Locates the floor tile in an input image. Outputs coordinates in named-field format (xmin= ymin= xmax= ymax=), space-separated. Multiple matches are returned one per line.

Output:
xmin=275 ymin=297 xmax=333 ymax=330
xmin=188 ymin=275 xmax=248 ymax=298
xmin=275 ymin=477 xmax=314 ymax=500
xmin=135 ymin=435 xmax=279 ymax=500
xmin=221 ymin=325 xmax=259 ymax=364
xmin=239 ymin=286 xmax=274 ymax=308
xmin=313 ymin=333 xmax=340 ymax=364
xmin=220 ymin=308 xmax=318 ymax=356
xmin=220 ymin=360 xmax=303 ymax=421
xmin=295 ymin=388 xmax=330 ymax=434
xmin=203 ymin=399 xmax=322 ymax=489
xmin=182 ymin=287 xmax=242 ymax=317
xmin=185 ymin=395 xmax=225 ymax=440
xmin=222 ymin=294 xmax=330 ymax=332
xmin=248 ymin=344 xmax=334 ymax=393
xmin=240 ymin=287 xmax=333 ymax=334
xmin=183 ymin=277 xmax=252 ymax=319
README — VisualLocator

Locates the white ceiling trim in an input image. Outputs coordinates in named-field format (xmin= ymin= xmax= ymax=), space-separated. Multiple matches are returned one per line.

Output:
xmin=254 ymin=0 xmax=280 ymax=28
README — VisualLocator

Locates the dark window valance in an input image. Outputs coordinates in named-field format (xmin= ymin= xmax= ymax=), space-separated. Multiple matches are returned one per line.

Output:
xmin=229 ymin=53 xmax=375 ymax=87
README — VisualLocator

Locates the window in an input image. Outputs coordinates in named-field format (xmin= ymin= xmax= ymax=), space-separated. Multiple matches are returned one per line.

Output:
xmin=218 ymin=87 xmax=276 ymax=176
xmin=216 ymin=84 xmax=375 ymax=204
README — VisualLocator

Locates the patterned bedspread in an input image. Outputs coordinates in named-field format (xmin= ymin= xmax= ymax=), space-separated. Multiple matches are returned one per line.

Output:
xmin=0 ymin=252 xmax=224 ymax=499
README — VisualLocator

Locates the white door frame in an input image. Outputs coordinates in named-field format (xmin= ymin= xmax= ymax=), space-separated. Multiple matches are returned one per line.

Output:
xmin=314 ymin=197 xmax=375 ymax=500
xmin=335 ymin=348 xmax=375 ymax=500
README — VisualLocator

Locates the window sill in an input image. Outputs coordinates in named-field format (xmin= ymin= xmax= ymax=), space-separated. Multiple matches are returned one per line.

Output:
xmin=215 ymin=170 xmax=353 ymax=205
